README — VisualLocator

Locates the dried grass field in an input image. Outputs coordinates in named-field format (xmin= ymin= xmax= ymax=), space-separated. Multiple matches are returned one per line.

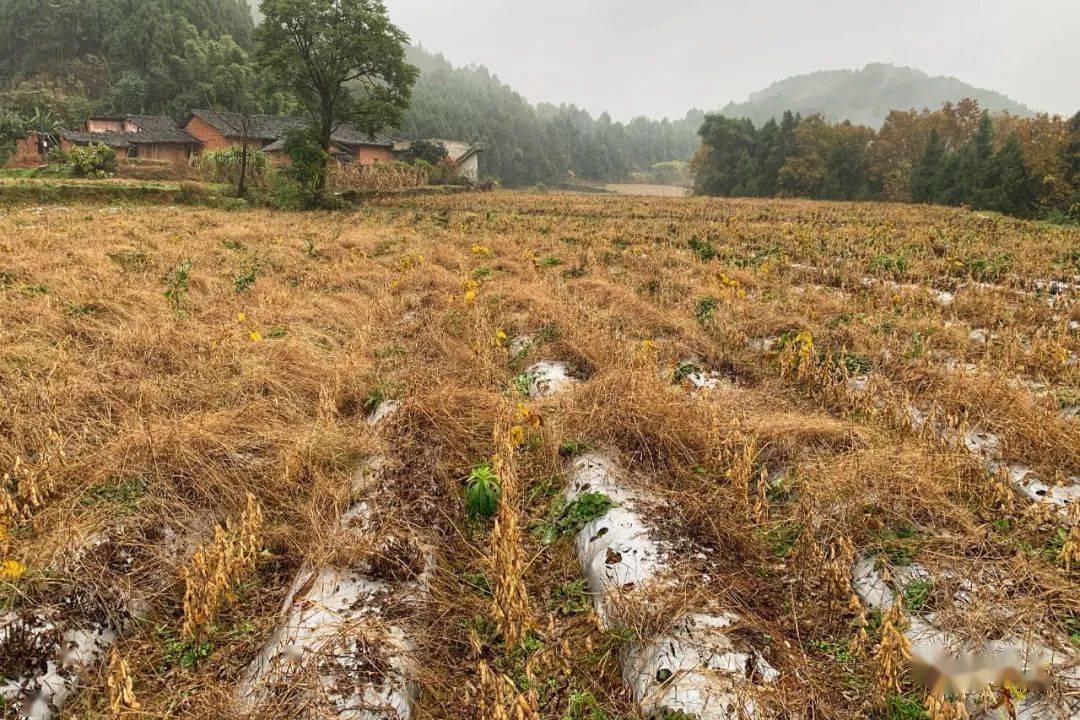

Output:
xmin=1 ymin=192 xmax=1078 ymax=720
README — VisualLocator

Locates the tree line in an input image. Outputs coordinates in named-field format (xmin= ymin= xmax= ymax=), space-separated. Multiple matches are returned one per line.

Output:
xmin=692 ymin=100 xmax=1080 ymax=221
xmin=400 ymin=46 xmax=701 ymax=185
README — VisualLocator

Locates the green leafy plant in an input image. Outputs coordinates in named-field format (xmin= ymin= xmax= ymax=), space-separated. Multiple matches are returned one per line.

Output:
xmin=563 ymin=690 xmax=610 ymax=720
xmin=694 ymin=296 xmax=718 ymax=325
xmin=957 ymin=253 xmax=1013 ymax=281
xmin=68 ymin=143 xmax=117 ymax=179
xmin=811 ymin=638 xmax=855 ymax=663
xmin=465 ymin=463 xmax=501 ymax=520
xmin=558 ymin=440 xmax=593 ymax=457
xmin=81 ymin=477 xmax=146 ymax=515
xmin=688 ymin=235 xmax=716 ymax=261
xmin=873 ymin=523 xmax=921 ymax=567
xmin=194 ymin=147 xmax=272 ymax=189
xmin=512 ymin=372 xmax=534 ymax=397
xmin=157 ymin=625 xmax=213 ymax=670
xmin=1064 ymin=614 xmax=1080 ymax=647
xmin=869 ymin=253 xmax=908 ymax=276
xmin=672 ymin=361 xmax=702 ymax=384
xmin=537 ymin=492 xmax=616 ymax=544
xmin=840 ymin=352 xmax=872 ymax=376
xmin=64 ymin=301 xmax=97 ymax=317
xmin=550 ymin=579 xmax=591 ymax=615
xmin=760 ymin=521 xmax=800 ymax=557
xmin=163 ymin=260 xmax=194 ymax=315
xmin=459 ymin=571 xmax=491 ymax=596
xmin=361 ymin=383 xmax=392 ymax=415
xmin=233 ymin=265 xmax=258 ymax=293
xmin=902 ymin=578 xmax=933 ymax=613
xmin=884 ymin=693 xmax=930 ymax=720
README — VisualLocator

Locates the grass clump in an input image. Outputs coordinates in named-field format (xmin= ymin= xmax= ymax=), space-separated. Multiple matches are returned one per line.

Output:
xmin=694 ymin=296 xmax=718 ymax=325
xmin=884 ymin=693 xmax=930 ymax=720
xmin=563 ymin=690 xmax=610 ymax=720
xmin=81 ymin=477 xmax=146 ymax=514
xmin=549 ymin=579 xmax=591 ymax=615
xmin=107 ymin=249 xmax=152 ymax=273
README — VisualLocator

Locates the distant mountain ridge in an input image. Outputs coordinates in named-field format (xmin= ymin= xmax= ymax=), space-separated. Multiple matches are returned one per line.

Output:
xmin=720 ymin=63 xmax=1036 ymax=128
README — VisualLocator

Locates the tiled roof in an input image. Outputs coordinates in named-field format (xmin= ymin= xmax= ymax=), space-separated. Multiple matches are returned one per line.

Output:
xmin=124 ymin=116 xmax=199 ymax=143
xmin=61 ymin=116 xmax=198 ymax=147
xmin=188 ymin=109 xmax=394 ymax=148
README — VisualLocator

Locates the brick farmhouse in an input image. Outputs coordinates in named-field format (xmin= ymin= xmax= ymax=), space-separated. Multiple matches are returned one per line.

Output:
xmin=183 ymin=110 xmax=397 ymax=163
xmin=9 ymin=115 xmax=199 ymax=165
xmin=7 ymin=111 xmax=485 ymax=180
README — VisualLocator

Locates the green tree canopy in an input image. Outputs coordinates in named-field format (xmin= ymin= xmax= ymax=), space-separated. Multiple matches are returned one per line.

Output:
xmin=256 ymin=0 xmax=418 ymax=201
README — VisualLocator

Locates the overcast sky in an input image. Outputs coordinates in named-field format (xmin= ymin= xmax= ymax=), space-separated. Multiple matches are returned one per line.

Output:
xmin=385 ymin=0 xmax=1079 ymax=121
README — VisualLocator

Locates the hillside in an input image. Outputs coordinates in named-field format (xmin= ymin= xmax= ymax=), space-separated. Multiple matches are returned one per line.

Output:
xmin=398 ymin=46 xmax=702 ymax=185
xmin=720 ymin=63 xmax=1036 ymax=127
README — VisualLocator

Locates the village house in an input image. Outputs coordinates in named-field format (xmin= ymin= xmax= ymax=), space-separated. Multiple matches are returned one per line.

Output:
xmin=420 ymin=138 xmax=485 ymax=183
xmin=5 ymin=109 xmax=486 ymax=180
xmin=60 ymin=115 xmax=200 ymax=163
xmin=184 ymin=111 xmax=486 ymax=179
xmin=184 ymin=110 xmax=397 ymax=163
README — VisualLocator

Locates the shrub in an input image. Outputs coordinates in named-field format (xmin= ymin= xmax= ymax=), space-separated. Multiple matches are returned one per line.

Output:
xmin=279 ymin=128 xmax=329 ymax=209
xmin=399 ymin=139 xmax=448 ymax=166
xmin=68 ymin=143 xmax=117 ymax=178
xmin=176 ymin=181 xmax=210 ymax=205
xmin=46 ymin=147 xmax=69 ymax=166
xmin=424 ymin=156 xmax=471 ymax=186
xmin=194 ymin=147 xmax=272 ymax=189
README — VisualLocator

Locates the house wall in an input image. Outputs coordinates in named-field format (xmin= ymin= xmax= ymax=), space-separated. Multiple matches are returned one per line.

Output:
xmin=86 ymin=118 xmax=124 ymax=133
xmin=184 ymin=116 xmax=233 ymax=151
xmin=354 ymin=145 xmax=394 ymax=164
xmin=457 ymin=153 xmax=480 ymax=183
xmin=6 ymin=135 xmax=44 ymax=167
xmin=433 ymin=140 xmax=473 ymax=163
xmin=134 ymin=143 xmax=192 ymax=164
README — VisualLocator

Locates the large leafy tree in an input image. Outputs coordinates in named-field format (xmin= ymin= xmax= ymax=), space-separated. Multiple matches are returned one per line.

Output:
xmin=256 ymin=0 xmax=418 ymax=203
xmin=691 ymin=114 xmax=756 ymax=196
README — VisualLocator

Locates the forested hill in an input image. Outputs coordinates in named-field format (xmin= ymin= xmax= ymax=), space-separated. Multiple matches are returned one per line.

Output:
xmin=0 ymin=0 xmax=256 ymax=117
xmin=0 ymin=0 xmax=254 ymax=84
xmin=398 ymin=46 xmax=702 ymax=185
xmin=720 ymin=63 xmax=1035 ymax=128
